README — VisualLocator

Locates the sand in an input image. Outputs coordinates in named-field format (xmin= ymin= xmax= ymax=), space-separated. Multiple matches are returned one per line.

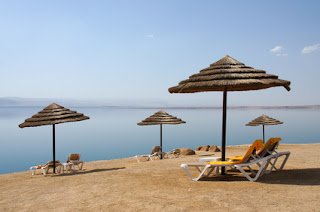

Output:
xmin=0 ymin=143 xmax=319 ymax=212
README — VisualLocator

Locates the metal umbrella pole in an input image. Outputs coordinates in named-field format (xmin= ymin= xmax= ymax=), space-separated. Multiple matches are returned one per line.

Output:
xmin=160 ymin=124 xmax=163 ymax=159
xmin=53 ymin=124 xmax=56 ymax=173
xmin=221 ymin=89 xmax=227 ymax=175
xmin=263 ymin=124 xmax=265 ymax=143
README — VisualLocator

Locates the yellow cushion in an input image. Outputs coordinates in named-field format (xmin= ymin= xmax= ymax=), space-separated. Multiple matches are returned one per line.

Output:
xmin=207 ymin=139 xmax=263 ymax=165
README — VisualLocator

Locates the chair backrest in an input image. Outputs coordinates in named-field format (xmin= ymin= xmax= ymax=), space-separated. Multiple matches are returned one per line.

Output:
xmin=208 ymin=140 xmax=264 ymax=165
xmin=46 ymin=160 xmax=61 ymax=166
xmin=257 ymin=137 xmax=281 ymax=157
xmin=151 ymin=146 xmax=161 ymax=154
xmin=68 ymin=154 xmax=81 ymax=161
xmin=239 ymin=139 xmax=264 ymax=163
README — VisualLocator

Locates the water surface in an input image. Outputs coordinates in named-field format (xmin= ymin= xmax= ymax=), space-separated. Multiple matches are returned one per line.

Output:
xmin=0 ymin=107 xmax=319 ymax=174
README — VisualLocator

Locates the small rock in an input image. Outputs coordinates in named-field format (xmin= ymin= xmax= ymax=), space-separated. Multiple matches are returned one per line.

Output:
xmin=209 ymin=145 xmax=221 ymax=152
xmin=195 ymin=146 xmax=202 ymax=151
xmin=200 ymin=145 xmax=210 ymax=151
xmin=180 ymin=148 xmax=196 ymax=155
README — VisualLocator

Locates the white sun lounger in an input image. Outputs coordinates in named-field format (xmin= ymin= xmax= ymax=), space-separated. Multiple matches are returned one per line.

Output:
xmin=30 ymin=160 xmax=62 ymax=176
xmin=198 ymin=138 xmax=290 ymax=174
xmin=181 ymin=154 xmax=275 ymax=182
xmin=166 ymin=149 xmax=180 ymax=159
xmin=135 ymin=146 xmax=163 ymax=162
xmin=67 ymin=153 xmax=84 ymax=170
xmin=135 ymin=152 xmax=162 ymax=162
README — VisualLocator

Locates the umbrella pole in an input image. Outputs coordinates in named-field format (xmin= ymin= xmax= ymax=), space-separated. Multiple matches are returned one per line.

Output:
xmin=53 ymin=124 xmax=56 ymax=173
xmin=221 ymin=88 xmax=227 ymax=175
xmin=263 ymin=125 xmax=265 ymax=143
xmin=160 ymin=124 xmax=163 ymax=159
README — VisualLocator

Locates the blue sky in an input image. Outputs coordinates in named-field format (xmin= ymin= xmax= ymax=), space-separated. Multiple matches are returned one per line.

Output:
xmin=0 ymin=0 xmax=319 ymax=106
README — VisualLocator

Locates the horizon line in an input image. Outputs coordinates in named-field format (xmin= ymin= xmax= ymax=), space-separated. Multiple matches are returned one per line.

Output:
xmin=0 ymin=105 xmax=319 ymax=109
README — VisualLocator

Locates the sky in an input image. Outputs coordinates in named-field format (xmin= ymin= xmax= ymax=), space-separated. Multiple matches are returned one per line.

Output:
xmin=0 ymin=0 xmax=319 ymax=106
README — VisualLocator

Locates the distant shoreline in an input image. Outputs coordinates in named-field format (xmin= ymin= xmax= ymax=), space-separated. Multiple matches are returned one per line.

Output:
xmin=0 ymin=105 xmax=319 ymax=109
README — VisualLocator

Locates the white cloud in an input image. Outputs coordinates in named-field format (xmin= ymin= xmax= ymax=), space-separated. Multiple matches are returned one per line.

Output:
xmin=301 ymin=44 xmax=320 ymax=54
xmin=276 ymin=53 xmax=288 ymax=57
xmin=270 ymin=45 xmax=288 ymax=56
xmin=146 ymin=34 xmax=154 ymax=38
xmin=270 ymin=46 xmax=283 ymax=52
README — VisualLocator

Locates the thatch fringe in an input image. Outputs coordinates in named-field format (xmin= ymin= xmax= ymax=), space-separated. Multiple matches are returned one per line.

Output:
xmin=246 ymin=114 xmax=283 ymax=126
xmin=19 ymin=103 xmax=89 ymax=128
xmin=138 ymin=110 xmax=186 ymax=125
xmin=168 ymin=55 xmax=291 ymax=93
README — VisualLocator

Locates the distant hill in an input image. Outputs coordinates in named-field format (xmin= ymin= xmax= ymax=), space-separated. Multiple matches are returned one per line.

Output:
xmin=0 ymin=98 xmax=18 ymax=106
xmin=0 ymin=97 xmax=319 ymax=109
xmin=0 ymin=97 xmax=167 ymax=107
xmin=0 ymin=97 xmax=96 ymax=107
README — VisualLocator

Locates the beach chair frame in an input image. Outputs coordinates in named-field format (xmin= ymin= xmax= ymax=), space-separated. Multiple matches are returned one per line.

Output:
xmin=181 ymin=155 xmax=275 ymax=182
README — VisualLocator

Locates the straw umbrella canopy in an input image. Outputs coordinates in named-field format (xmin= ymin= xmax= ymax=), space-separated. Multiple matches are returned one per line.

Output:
xmin=246 ymin=114 xmax=283 ymax=142
xmin=137 ymin=110 xmax=186 ymax=159
xmin=19 ymin=103 xmax=90 ymax=173
xmin=168 ymin=55 xmax=290 ymax=174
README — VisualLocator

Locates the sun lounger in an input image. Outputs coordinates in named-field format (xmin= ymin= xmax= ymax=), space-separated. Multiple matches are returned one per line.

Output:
xmin=181 ymin=140 xmax=268 ymax=181
xmin=182 ymin=154 xmax=275 ymax=181
xmin=199 ymin=140 xmax=264 ymax=163
xmin=30 ymin=160 xmax=62 ymax=176
xmin=166 ymin=149 xmax=180 ymax=158
xmin=199 ymin=138 xmax=290 ymax=172
xmin=135 ymin=146 xmax=163 ymax=162
xmin=239 ymin=137 xmax=290 ymax=173
xmin=67 ymin=154 xmax=84 ymax=170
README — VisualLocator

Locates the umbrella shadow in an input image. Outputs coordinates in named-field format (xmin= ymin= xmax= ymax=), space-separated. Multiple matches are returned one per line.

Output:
xmin=200 ymin=168 xmax=320 ymax=185
xmin=258 ymin=168 xmax=320 ymax=185
xmin=195 ymin=154 xmax=216 ymax=157
xmin=52 ymin=167 xmax=126 ymax=177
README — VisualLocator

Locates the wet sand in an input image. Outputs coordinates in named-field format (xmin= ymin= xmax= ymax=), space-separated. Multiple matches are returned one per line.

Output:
xmin=0 ymin=143 xmax=319 ymax=211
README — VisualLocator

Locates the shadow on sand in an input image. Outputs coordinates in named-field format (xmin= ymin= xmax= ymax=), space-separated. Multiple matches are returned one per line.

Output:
xmin=51 ymin=167 xmax=126 ymax=177
xmin=200 ymin=168 xmax=320 ymax=185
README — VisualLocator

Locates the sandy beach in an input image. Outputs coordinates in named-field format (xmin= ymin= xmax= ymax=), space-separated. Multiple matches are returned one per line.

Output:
xmin=0 ymin=143 xmax=319 ymax=212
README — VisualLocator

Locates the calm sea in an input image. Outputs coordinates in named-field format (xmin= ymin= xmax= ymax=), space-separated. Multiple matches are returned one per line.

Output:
xmin=0 ymin=107 xmax=319 ymax=174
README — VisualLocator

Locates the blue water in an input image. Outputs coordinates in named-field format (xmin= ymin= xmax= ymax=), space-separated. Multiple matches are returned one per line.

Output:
xmin=0 ymin=107 xmax=319 ymax=174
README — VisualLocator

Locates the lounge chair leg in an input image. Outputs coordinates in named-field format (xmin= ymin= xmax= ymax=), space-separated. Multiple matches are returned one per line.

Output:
xmin=267 ymin=152 xmax=290 ymax=173
xmin=30 ymin=167 xmax=37 ymax=175
xmin=203 ymin=167 xmax=215 ymax=177
xmin=181 ymin=164 xmax=214 ymax=181
xmin=247 ymin=166 xmax=256 ymax=175
xmin=215 ymin=167 xmax=220 ymax=176
xmin=265 ymin=159 xmax=277 ymax=174
xmin=195 ymin=166 xmax=202 ymax=173
xmin=233 ymin=155 xmax=275 ymax=182
xmin=279 ymin=153 xmax=290 ymax=170
xmin=79 ymin=162 xmax=83 ymax=170
xmin=41 ymin=167 xmax=47 ymax=176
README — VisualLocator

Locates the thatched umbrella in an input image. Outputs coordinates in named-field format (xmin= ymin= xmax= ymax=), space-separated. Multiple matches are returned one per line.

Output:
xmin=246 ymin=114 xmax=283 ymax=142
xmin=19 ymin=103 xmax=89 ymax=173
xmin=168 ymin=55 xmax=290 ymax=174
xmin=137 ymin=110 xmax=186 ymax=159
